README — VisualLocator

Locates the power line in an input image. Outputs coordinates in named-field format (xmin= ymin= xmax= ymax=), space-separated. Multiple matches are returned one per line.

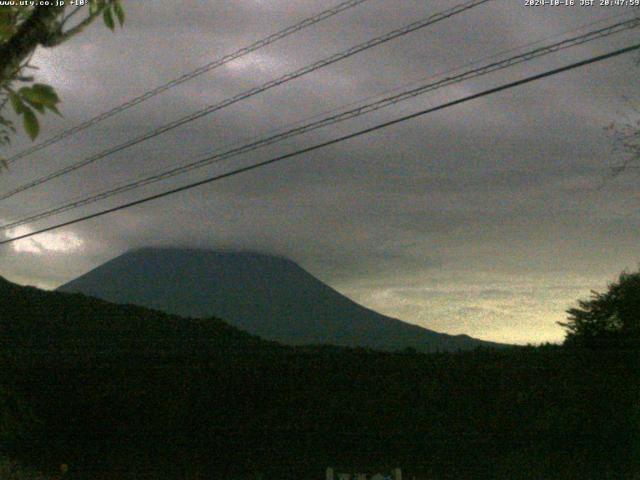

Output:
xmin=2 ymin=19 xmax=637 ymax=229
xmin=8 ymin=10 xmax=624 ymax=228
xmin=2 ymin=17 xmax=638 ymax=231
xmin=2 ymin=42 xmax=638 ymax=246
xmin=0 ymin=0 xmax=493 ymax=201
xmin=3 ymin=0 xmax=372 ymax=166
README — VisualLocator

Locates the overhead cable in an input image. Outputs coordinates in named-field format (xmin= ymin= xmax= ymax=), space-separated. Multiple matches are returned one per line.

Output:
xmin=0 ymin=0 xmax=493 ymax=200
xmin=2 ymin=18 xmax=638 ymax=231
xmin=2 ymin=42 xmax=638 ymax=245
xmin=3 ymin=0 xmax=373 ymax=165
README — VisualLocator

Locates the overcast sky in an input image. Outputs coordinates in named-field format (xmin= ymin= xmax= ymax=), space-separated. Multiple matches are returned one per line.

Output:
xmin=1 ymin=0 xmax=639 ymax=344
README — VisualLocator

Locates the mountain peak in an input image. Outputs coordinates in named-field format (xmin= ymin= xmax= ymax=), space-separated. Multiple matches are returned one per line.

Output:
xmin=131 ymin=246 xmax=289 ymax=258
xmin=58 ymin=248 xmax=501 ymax=352
xmin=126 ymin=247 xmax=300 ymax=268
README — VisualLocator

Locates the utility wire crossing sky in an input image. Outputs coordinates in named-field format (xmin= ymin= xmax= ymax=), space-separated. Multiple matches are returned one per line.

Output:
xmin=1 ymin=16 xmax=638 ymax=231
xmin=2 ymin=40 xmax=639 ymax=245
xmin=0 ymin=0 xmax=492 ymax=200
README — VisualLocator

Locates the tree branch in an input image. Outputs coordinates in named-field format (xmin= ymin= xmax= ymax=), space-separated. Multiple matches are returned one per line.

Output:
xmin=0 ymin=6 xmax=65 ymax=86
xmin=60 ymin=5 xmax=84 ymax=27
xmin=43 ymin=5 xmax=107 ymax=47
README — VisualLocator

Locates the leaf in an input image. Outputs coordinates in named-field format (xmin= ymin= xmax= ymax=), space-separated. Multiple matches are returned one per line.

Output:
xmin=114 ymin=1 xmax=125 ymax=26
xmin=46 ymin=103 xmax=62 ymax=116
xmin=103 ymin=8 xmax=115 ymax=31
xmin=25 ymin=100 xmax=45 ymax=113
xmin=18 ymin=87 xmax=47 ymax=111
xmin=32 ymin=83 xmax=57 ymax=95
xmin=22 ymin=108 xmax=39 ymax=140
xmin=8 ymin=92 xmax=25 ymax=114
xmin=0 ymin=23 xmax=16 ymax=42
xmin=0 ymin=10 xmax=14 ymax=27
xmin=20 ymin=84 xmax=59 ymax=107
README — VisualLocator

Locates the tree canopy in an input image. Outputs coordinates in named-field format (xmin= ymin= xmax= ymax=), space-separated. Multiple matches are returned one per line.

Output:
xmin=559 ymin=269 xmax=640 ymax=348
xmin=0 ymin=1 xmax=124 ymax=155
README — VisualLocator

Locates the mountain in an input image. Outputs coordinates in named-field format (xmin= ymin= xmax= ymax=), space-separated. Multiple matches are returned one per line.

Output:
xmin=0 ymin=273 xmax=275 ymax=359
xmin=57 ymin=248 xmax=500 ymax=351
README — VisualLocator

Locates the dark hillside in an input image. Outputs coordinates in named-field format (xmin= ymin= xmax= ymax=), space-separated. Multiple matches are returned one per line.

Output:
xmin=1 ymin=277 xmax=638 ymax=479
xmin=1 ymin=274 xmax=275 ymax=360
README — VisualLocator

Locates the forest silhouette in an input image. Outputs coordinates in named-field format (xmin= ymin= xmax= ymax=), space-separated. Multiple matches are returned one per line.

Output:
xmin=0 ymin=274 xmax=638 ymax=479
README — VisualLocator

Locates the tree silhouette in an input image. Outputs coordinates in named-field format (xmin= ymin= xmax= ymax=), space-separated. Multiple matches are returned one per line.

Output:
xmin=0 ymin=1 xmax=124 ymax=153
xmin=559 ymin=270 xmax=640 ymax=349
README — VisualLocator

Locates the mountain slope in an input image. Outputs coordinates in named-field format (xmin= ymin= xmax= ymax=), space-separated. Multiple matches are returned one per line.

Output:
xmin=57 ymin=248 xmax=499 ymax=351
xmin=0 ymin=274 xmax=274 ymax=358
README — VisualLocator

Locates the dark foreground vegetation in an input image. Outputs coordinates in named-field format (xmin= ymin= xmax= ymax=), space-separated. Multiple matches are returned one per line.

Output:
xmin=1 ymin=276 xmax=638 ymax=479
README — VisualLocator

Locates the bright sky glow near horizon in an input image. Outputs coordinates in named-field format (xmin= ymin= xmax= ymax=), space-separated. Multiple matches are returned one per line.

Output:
xmin=1 ymin=0 xmax=639 ymax=344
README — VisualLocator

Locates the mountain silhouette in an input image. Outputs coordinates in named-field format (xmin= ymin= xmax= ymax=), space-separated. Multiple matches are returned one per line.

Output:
xmin=57 ymin=247 xmax=500 ymax=351
xmin=0 ymin=273 xmax=274 ymax=358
